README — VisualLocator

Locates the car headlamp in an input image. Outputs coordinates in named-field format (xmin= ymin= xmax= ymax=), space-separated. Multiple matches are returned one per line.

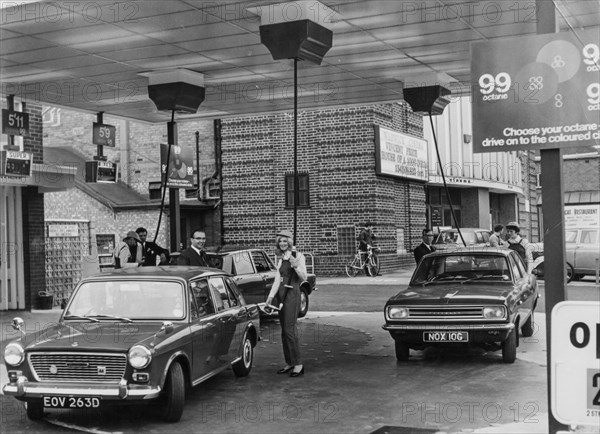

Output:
xmin=128 ymin=345 xmax=152 ymax=369
xmin=483 ymin=306 xmax=506 ymax=319
xmin=4 ymin=342 xmax=25 ymax=366
xmin=387 ymin=306 xmax=409 ymax=319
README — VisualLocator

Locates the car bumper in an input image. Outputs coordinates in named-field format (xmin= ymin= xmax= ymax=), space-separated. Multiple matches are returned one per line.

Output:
xmin=3 ymin=376 xmax=161 ymax=400
xmin=382 ymin=322 xmax=514 ymax=343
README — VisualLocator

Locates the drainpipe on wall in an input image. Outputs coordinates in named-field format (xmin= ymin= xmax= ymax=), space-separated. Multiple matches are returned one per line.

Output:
xmin=119 ymin=119 xmax=130 ymax=185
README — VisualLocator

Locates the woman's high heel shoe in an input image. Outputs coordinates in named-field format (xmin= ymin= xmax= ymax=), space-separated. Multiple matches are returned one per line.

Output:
xmin=277 ymin=366 xmax=293 ymax=374
xmin=290 ymin=366 xmax=304 ymax=377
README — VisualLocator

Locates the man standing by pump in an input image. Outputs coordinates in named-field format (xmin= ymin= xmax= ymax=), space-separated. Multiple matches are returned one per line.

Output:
xmin=136 ymin=227 xmax=170 ymax=266
xmin=178 ymin=229 xmax=213 ymax=267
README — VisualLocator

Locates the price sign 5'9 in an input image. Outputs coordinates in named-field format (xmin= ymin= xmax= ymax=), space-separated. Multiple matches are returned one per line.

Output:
xmin=2 ymin=109 xmax=30 ymax=136
xmin=92 ymin=122 xmax=116 ymax=147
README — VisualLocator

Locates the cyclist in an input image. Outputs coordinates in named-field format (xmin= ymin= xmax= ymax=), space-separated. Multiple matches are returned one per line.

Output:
xmin=358 ymin=222 xmax=379 ymax=275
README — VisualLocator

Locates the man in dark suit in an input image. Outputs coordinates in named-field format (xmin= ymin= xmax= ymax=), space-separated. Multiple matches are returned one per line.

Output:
xmin=177 ymin=229 xmax=213 ymax=267
xmin=136 ymin=227 xmax=170 ymax=266
xmin=414 ymin=228 xmax=436 ymax=265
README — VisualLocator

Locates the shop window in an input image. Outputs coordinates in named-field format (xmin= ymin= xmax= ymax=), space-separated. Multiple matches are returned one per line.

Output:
xmin=285 ymin=172 xmax=310 ymax=208
xmin=337 ymin=226 xmax=356 ymax=255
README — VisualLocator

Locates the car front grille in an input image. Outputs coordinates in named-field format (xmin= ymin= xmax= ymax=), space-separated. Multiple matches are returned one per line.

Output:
xmin=29 ymin=352 xmax=127 ymax=383
xmin=407 ymin=306 xmax=484 ymax=320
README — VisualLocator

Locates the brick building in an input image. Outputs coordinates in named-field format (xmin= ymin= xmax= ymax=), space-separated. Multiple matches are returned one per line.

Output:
xmin=1 ymin=101 xmax=75 ymax=310
xmin=2 ymin=95 xmax=543 ymax=310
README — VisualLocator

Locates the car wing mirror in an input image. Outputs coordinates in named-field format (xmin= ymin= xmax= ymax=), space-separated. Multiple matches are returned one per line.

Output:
xmin=12 ymin=317 xmax=24 ymax=332
xmin=159 ymin=321 xmax=174 ymax=335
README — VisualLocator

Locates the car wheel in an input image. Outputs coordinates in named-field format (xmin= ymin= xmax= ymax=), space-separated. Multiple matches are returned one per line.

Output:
xmin=232 ymin=332 xmax=254 ymax=377
xmin=394 ymin=339 xmax=410 ymax=361
xmin=26 ymin=401 xmax=44 ymax=420
xmin=161 ymin=361 xmax=185 ymax=423
xmin=298 ymin=288 xmax=309 ymax=318
xmin=522 ymin=312 xmax=534 ymax=337
xmin=502 ymin=329 xmax=517 ymax=363
xmin=566 ymin=262 xmax=574 ymax=283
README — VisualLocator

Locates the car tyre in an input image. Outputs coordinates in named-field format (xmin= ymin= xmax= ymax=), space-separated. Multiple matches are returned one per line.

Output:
xmin=502 ymin=329 xmax=517 ymax=363
xmin=161 ymin=361 xmax=185 ymax=423
xmin=298 ymin=287 xmax=309 ymax=318
xmin=566 ymin=262 xmax=574 ymax=283
xmin=232 ymin=332 xmax=254 ymax=377
xmin=394 ymin=339 xmax=410 ymax=361
xmin=26 ymin=401 xmax=44 ymax=420
xmin=522 ymin=311 xmax=534 ymax=338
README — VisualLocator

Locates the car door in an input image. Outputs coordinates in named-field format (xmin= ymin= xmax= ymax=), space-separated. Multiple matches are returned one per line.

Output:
xmin=250 ymin=250 xmax=277 ymax=302
xmin=208 ymin=276 xmax=240 ymax=366
xmin=229 ymin=251 xmax=264 ymax=305
xmin=509 ymin=253 xmax=535 ymax=320
xmin=572 ymin=229 xmax=599 ymax=275
xmin=188 ymin=278 xmax=219 ymax=380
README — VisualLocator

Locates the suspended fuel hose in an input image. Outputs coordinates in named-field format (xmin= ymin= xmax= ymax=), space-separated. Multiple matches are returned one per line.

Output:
xmin=153 ymin=109 xmax=175 ymax=244
xmin=428 ymin=112 xmax=467 ymax=247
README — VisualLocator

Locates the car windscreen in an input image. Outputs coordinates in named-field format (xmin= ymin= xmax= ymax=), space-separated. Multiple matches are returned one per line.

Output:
xmin=412 ymin=255 xmax=511 ymax=284
xmin=66 ymin=280 xmax=185 ymax=320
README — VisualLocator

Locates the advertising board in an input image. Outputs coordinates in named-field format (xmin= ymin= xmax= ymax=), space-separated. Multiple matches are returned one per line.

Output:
xmin=472 ymin=29 xmax=600 ymax=153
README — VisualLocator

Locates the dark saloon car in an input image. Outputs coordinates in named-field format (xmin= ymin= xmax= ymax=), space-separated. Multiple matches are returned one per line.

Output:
xmin=3 ymin=266 xmax=260 ymax=422
xmin=383 ymin=248 xmax=538 ymax=363
xmin=207 ymin=248 xmax=317 ymax=317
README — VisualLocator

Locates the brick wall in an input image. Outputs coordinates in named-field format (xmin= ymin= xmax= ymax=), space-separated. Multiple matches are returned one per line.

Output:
xmin=220 ymin=102 xmax=424 ymax=274
xmin=564 ymin=156 xmax=600 ymax=193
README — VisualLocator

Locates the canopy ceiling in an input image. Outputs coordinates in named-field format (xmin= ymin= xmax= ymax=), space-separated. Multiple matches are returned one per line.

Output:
xmin=1 ymin=0 xmax=599 ymax=123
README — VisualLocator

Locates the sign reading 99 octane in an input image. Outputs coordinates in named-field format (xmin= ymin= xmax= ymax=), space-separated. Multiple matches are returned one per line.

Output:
xmin=472 ymin=29 xmax=600 ymax=153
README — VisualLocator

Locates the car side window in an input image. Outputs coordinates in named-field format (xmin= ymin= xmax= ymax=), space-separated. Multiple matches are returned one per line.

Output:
xmin=190 ymin=279 xmax=215 ymax=318
xmin=232 ymin=251 xmax=254 ymax=275
xmin=208 ymin=277 xmax=238 ymax=310
xmin=509 ymin=254 xmax=524 ymax=279
xmin=252 ymin=251 xmax=272 ymax=273
xmin=565 ymin=230 xmax=578 ymax=243
xmin=581 ymin=230 xmax=597 ymax=245
xmin=225 ymin=277 xmax=244 ymax=304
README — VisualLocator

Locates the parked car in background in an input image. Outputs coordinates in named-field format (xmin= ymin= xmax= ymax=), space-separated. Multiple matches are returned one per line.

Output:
xmin=532 ymin=228 xmax=599 ymax=281
xmin=207 ymin=248 xmax=317 ymax=317
xmin=432 ymin=228 xmax=491 ymax=251
xmin=3 ymin=266 xmax=260 ymax=422
xmin=383 ymin=248 xmax=539 ymax=363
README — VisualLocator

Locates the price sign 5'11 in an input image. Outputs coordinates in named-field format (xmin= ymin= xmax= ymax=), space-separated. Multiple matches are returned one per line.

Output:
xmin=2 ymin=109 xmax=30 ymax=136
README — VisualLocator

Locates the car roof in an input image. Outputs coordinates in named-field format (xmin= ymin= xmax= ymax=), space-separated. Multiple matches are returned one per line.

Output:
xmin=84 ymin=266 xmax=225 ymax=281
xmin=209 ymin=247 xmax=266 ymax=255
xmin=438 ymin=228 xmax=490 ymax=232
xmin=426 ymin=246 xmax=513 ymax=257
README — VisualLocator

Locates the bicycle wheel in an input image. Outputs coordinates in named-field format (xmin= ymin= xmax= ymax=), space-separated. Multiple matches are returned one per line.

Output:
xmin=366 ymin=255 xmax=380 ymax=277
xmin=345 ymin=257 xmax=360 ymax=277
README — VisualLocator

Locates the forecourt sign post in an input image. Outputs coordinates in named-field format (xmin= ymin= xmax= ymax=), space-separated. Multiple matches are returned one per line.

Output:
xmin=471 ymin=19 xmax=599 ymax=433
xmin=551 ymin=301 xmax=600 ymax=426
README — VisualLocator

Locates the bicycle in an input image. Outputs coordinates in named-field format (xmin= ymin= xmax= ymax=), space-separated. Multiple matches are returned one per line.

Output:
xmin=345 ymin=246 xmax=380 ymax=277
